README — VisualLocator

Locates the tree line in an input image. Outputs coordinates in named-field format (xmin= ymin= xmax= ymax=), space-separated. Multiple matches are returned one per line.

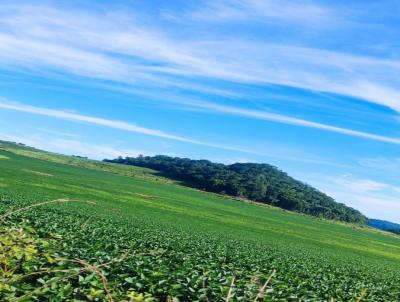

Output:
xmin=368 ymin=219 xmax=400 ymax=235
xmin=105 ymin=155 xmax=366 ymax=224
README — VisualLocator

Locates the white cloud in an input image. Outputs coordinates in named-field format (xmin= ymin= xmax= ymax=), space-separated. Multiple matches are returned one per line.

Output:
xmin=0 ymin=99 xmax=323 ymax=163
xmin=0 ymin=3 xmax=399 ymax=114
xmin=188 ymin=0 xmax=334 ymax=24
xmin=0 ymin=99 xmax=195 ymax=143
xmin=176 ymin=100 xmax=400 ymax=145
xmin=176 ymin=41 xmax=400 ymax=113
xmin=0 ymin=99 xmax=358 ymax=165
xmin=36 ymin=128 xmax=78 ymax=138
xmin=346 ymin=194 xmax=400 ymax=223
xmin=0 ymin=133 xmax=148 ymax=159
xmin=48 ymin=139 xmax=149 ymax=160
xmin=328 ymin=175 xmax=389 ymax=194
xmin=304 ymin=174 xmax=400 ymax=223
xmin=2 ymin=95 xmax=400 ymax=157
xmin=358 ymin=157 xmax=400 ymax=171
xmin=1 ymin=98 xmax=400 ymax=165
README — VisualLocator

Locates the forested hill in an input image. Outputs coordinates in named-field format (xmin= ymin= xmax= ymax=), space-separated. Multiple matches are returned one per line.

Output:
xmin=105 ymin=155 xmax=366 ymax=224
xmin=368 ymin=219 xmax=400 ymax=235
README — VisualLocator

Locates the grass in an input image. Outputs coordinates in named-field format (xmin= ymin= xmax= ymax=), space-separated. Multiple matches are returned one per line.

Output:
xmin=0 ymin=141 xmax=400 ymax=301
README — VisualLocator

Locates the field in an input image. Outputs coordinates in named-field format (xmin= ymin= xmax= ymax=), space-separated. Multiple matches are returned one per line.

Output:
xmin=1 ymin=142 xmax=400 ymax=301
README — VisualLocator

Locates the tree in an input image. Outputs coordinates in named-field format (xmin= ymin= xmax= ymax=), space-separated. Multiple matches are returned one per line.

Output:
xmin=104 ymin=155 xmax=366 ymax=224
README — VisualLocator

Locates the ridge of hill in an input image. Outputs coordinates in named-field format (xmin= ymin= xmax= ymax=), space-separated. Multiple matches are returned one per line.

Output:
xmin=105 ymin=155 xmax=366 ymax=224
xmin=368 ymin=219 xmax=400 ymax=235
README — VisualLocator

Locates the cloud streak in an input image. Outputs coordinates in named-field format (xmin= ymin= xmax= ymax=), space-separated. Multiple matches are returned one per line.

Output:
xmin=0 ymin=132 xmax=151 ymax=160
xmin=0 ymin=99 xmax=320 ymax=163
xmin=179 ymin=100 xmax=400 ymax=145
xmin=187 ymin=0 xmax=335 ymax=24
xmin=301 ymin=173 xmax=400 ymax=223
xmin=1 ymin=98 xmax=399 ymax=155
xmin=0 ymin=98 xmax=368 ymax=166
xmin=0 ymin=99 xmax=201 ymax=143
xmin=0 ymin=3 xmax=400 ymax=114
xmin=0 ymin=99 xmax=357 ymax=165
xmin=358 ymin=157 xmax=400 ymax=171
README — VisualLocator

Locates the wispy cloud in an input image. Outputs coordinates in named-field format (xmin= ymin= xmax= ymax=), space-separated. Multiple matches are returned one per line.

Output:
xmin=48 ymin=138 xmax=150 ymax=160
xmin=0 ymin=99 xmax=203 ymax=143
xmin=0 ymin=133 xmax=150 ymax=159
xmin=2 ymin=96 xmax=400 ymax=151
xmin=328 ymin=175 xmax=389 ymax=194
xmin=76 ymin=80 xmax=400 ymax=145
xmin=176 ymin=100 xmax=400 ymax=145
xmin=0 ymin=99 xmax=300 ymax=160
xmin=303 ymin=174 xmax=400 ymax=223
xmin=358 ymin=157 xmax=400 ymax=171
xmin=187 ymin=0 xmax=335 ymax=24
xmin=0 ymin=3 xmax=400 ymax=114
xmin=36 ymin=128 xmax=78 ymax=138
xmin=0 ymin=99 xmax=349 ymax=166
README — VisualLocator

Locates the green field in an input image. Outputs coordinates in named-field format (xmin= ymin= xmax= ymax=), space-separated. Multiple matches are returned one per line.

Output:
xmin=1 ymin=142 xmax=400 ymax=301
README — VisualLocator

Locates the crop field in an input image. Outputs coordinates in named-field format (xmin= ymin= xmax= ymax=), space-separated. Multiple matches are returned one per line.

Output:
xmin=1 ymin=142 xmax=400 ymax=301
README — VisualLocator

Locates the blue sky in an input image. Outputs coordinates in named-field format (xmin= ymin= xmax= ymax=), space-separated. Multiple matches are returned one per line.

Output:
xmin=0 ymin=0 xmax=399 ymax=222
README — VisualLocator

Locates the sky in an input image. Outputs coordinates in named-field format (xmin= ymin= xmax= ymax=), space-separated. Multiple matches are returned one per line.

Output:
xmin=0 ymin=0 xmax=399 ymax=222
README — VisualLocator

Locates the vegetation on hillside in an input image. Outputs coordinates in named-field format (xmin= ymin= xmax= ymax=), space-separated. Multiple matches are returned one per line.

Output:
xmin=106 ymin=155 xmax=366 ymax=224
xmin=0 ymin=141 xmax=173 ymax=183
xmin=368 ymin=219 xmax=400 ymax=235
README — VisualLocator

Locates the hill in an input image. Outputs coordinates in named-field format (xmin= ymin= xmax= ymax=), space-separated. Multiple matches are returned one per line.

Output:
xmin=1 ymin=141 xmax=400 ymax=301
xmin=368 ymin=219 xmax=400 ymax=235
xmin=105 ymin=155 xmax=366 ymax=224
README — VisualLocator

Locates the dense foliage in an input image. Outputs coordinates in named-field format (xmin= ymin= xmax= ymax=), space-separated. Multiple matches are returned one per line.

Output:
xmin=368 ymin=219 xmax=400 ymax=235
xmin=106 ymin=155 xmax=366 ymax=224
xmin=1 ymin=143 xmax=400 ymax=301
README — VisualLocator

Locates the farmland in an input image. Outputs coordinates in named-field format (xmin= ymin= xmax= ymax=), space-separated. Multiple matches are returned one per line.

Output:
xmin=1 ymin=142 xmax=400 ymax=301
